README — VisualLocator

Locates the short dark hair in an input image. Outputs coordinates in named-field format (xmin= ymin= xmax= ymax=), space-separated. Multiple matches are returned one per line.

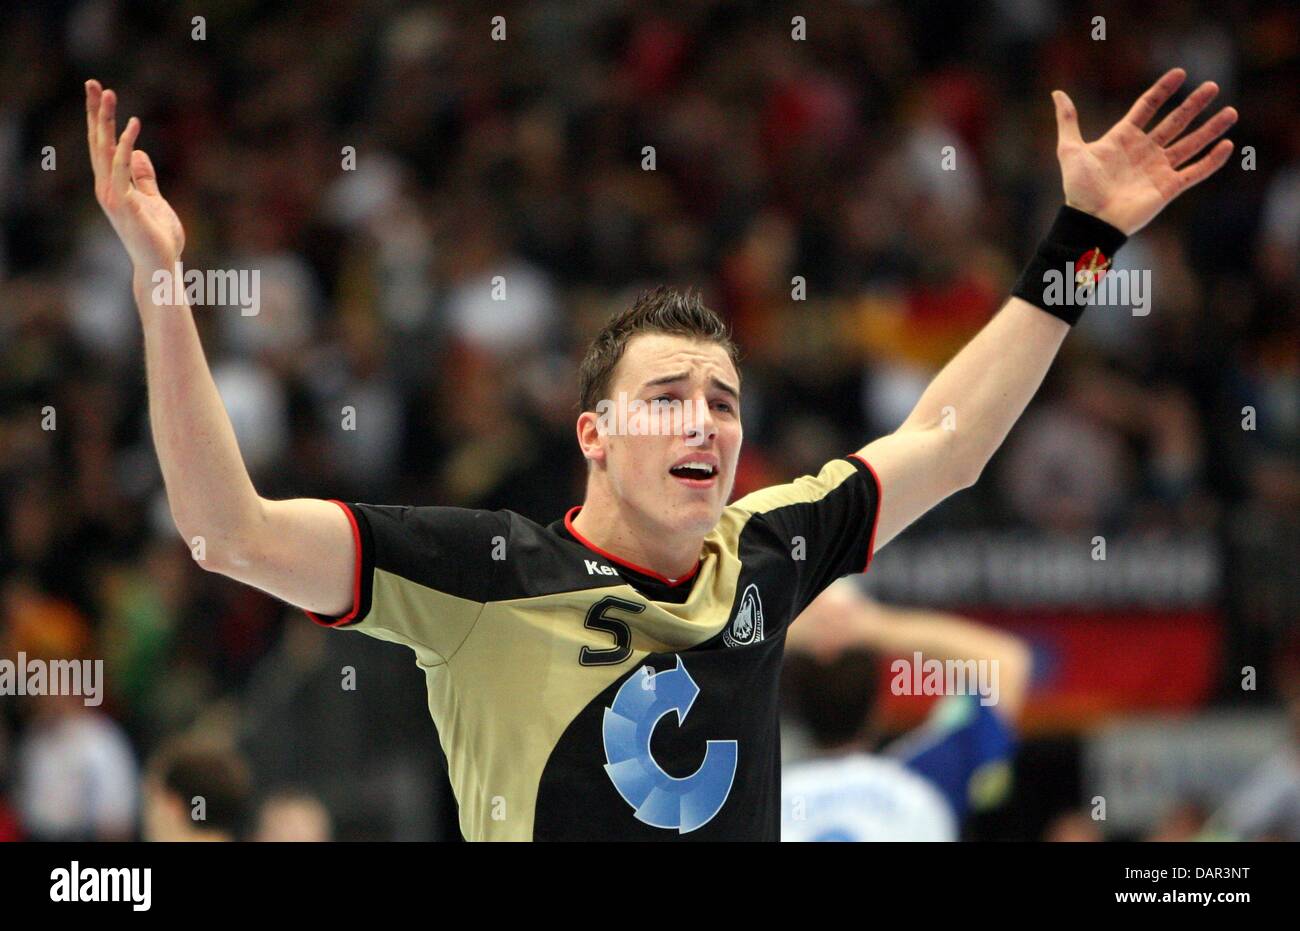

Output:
xmin=150 ymin=741 xmax=253 ymax=839
xmin=782 ymin=650 xmax=880 ymax=749
xmin=578 ymin=286 xmax=739 ymax=412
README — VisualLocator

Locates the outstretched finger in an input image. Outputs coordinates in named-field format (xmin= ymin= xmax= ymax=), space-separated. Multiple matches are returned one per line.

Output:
xmin=85 ymin=80 xmax=103 ymax=174
xmin=111 ymin=117 xmax=140 ymax=197
xmin=1123 ymin=68 xmax=1186 ymax=129
xmin=98 ymin=88 xmax=118 ymax=174
xmin=1165 ymin=106 xmax=1238 ymax=168
xmin=1053 ymin=90 xmax=1084 ymax=149
xmin=1175 ymin=138 xmax=1234 ymax=193
xmin=1149 ymin=81 xmax=1218 ymax=146
xmin=131 ymin=149 xmax=160 ymax=196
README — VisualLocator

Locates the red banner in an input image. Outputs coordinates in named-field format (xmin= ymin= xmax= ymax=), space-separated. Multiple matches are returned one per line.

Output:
xmin=875 ymin=610 xmax=1222 ymax=735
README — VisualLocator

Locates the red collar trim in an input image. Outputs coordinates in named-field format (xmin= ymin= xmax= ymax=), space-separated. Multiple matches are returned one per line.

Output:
xmin=563 ymin=506 xmax=701 ymax=588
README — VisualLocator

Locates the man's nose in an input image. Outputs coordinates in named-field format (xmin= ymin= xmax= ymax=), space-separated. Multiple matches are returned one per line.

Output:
xmin=684 ymin=398 xmax=717 ymax=446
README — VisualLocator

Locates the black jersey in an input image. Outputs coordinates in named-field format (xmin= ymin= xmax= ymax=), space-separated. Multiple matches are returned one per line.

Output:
xmin=306 ymin=455 xmax=881 ymax=840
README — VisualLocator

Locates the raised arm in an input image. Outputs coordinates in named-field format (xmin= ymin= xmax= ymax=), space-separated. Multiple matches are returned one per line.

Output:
xmin=787 ymin=580 xmax=1033 ymax=722
xmin=86 ymin=80 xmax=354 ymax=617
xmin=859 ymin=68 xmax=1237 ymax=549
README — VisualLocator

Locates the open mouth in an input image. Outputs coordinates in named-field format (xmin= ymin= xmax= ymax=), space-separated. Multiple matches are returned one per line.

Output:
xmin=669 ymin=461 xmax=719 ymax=485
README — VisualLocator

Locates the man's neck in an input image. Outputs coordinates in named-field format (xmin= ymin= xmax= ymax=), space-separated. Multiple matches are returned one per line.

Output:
xmin=570 ymin=488 xmax=704 ymax=582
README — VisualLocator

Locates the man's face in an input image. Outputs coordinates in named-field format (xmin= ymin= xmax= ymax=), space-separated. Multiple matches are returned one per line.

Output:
xmin=585 ymin=333 xmax=742 ymax=537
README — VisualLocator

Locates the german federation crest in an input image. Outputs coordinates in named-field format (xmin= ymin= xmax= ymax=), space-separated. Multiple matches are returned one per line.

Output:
xmin=723 ymin=583 xmax=764 ymax=648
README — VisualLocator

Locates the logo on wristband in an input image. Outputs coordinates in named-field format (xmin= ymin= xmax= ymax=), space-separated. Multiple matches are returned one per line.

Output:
xmin=1073 ymin=247 xmax=1112 ymax=297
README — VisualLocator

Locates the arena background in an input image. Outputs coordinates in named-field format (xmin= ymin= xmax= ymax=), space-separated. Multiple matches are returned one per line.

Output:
xmin=0 ymin=0 xmax=1296 ymax=841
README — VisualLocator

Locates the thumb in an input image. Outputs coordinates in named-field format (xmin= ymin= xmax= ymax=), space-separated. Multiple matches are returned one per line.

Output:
xmin=1052 ymin=90 xmax=1084 ymax=148
xmin=130 ymin=149 xmax=160 ymax=196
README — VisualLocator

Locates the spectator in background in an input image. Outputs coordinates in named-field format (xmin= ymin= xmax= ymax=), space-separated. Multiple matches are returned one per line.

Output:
xmin=13 ymin=691 xmax=138 ymax=841
xmin=6 ymin=574 xmax=137 ymax=841
xmin=141 ymin=740 xmax=253 ymax=842
xmin=255 ymin=788 xmax=333 ymax=842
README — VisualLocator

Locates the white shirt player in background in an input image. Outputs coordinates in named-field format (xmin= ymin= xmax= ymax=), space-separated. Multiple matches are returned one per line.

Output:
xmin=781 ymin=579 xmax=1033 ymax=842
xmin=782 ymin=752 xmax=957 ymax=841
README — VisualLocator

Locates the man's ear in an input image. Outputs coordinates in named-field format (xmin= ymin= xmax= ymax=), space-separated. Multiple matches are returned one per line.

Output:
xmin=576 ymin=410 xmax=606 ymax=464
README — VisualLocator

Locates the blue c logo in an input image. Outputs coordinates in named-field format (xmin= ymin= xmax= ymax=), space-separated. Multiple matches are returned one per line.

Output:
xmin=601 ymin=656 xmax=738 ymax=833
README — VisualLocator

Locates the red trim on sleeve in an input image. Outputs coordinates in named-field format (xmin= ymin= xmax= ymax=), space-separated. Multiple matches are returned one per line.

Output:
xmin=303 ymin=499 xmax=364 ymax=628
xmin=563 ymin=506 xmax=701 ymax=587
xmin=848 ymin=454 xmax=883 ymax=573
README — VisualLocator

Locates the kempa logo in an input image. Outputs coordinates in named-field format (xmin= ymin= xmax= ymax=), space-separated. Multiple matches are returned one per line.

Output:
xmin=723 ymin=584 xmax=764 ymax=648
xmin=585 ymin=559 xmax=618 ymax=577
xmin=0 ymin=653 xmax=103 ymax=706
xmin=50 ymin=861 xmax=151 ymax=911
xmin=595 ymin=392 xmax=710 ymax=446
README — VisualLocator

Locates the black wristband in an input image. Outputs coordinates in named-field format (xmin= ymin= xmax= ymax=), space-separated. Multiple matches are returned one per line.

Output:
xmin=1012 ymin=205 xmax=1128 ymax=325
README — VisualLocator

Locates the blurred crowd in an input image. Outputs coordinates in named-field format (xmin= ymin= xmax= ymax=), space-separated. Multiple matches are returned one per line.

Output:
xmin=0 ymin=0 xmax=1296 ymax=840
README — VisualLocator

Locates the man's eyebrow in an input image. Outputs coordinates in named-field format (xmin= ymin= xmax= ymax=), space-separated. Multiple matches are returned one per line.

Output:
xmin=641 ymin=372 xmax=740 ymax=401
xmin=710 ymin=377 xmax=740 ymax=401
xmin=643 ymin=372 xmax=689 ymax=389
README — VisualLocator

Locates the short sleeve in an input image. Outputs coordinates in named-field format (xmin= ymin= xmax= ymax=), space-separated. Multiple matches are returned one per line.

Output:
xmin=729 ymin=456 xmax=882 ymax=616
xmin=303 ymin=500 xmax=511 ymax=665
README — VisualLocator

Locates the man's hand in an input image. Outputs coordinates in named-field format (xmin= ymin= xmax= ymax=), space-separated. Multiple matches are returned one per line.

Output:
xmin=86 ymin=80 xmax=185 ymax=273
xmin=1053 ymin=68 xmax=1237 ymax=235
